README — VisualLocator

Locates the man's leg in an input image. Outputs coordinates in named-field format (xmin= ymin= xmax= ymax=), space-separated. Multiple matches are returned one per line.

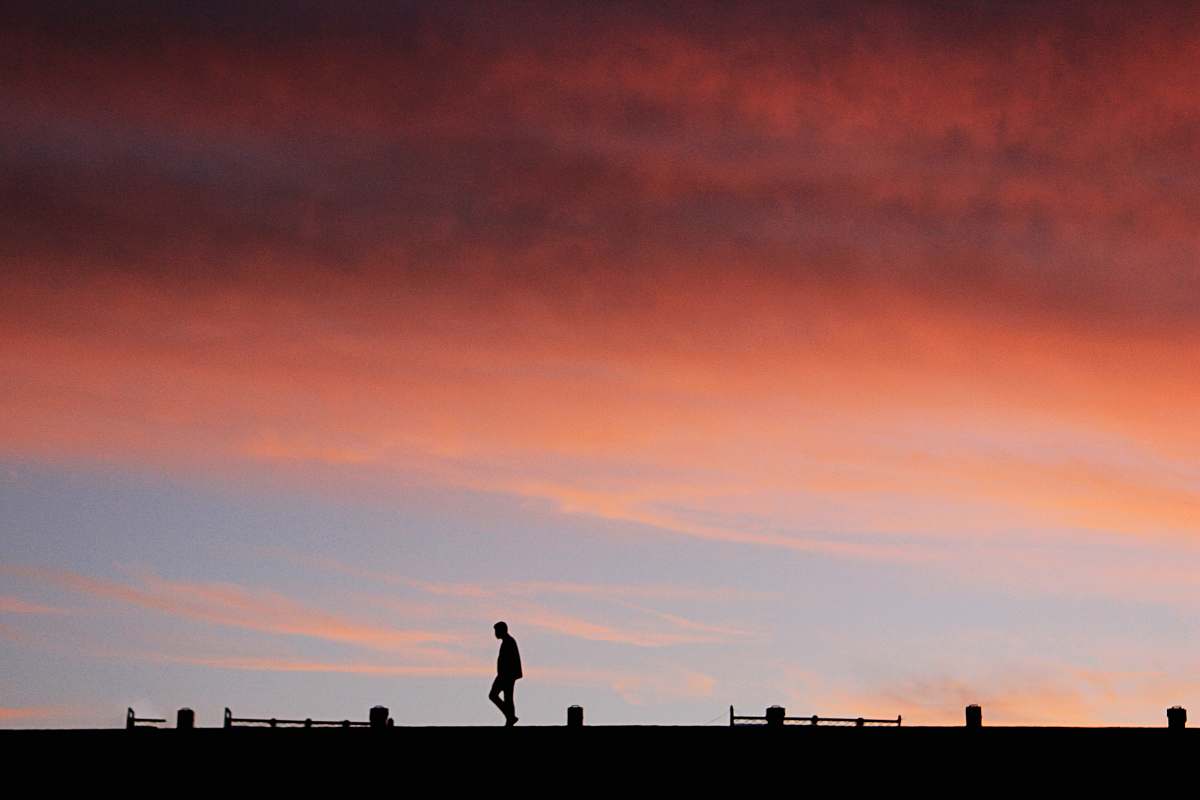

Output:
xmin=503 ymin=681 xmax=517 ymax=725
xmin=489 ymin=676 xmax=508 ymax=720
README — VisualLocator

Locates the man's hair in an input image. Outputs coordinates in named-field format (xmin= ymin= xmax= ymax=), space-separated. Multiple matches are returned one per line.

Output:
xmin=493 ymin=621 xmax=508 ymax=634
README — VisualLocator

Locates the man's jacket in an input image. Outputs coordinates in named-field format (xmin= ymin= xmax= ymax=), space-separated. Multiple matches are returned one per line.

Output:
xmin=498 ymin=635 xmax=523 ymax=681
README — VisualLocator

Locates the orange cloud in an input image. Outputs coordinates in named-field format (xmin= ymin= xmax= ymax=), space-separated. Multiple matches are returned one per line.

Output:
xmin=832 ymin=675 xmax=1097 ymax=727
xmin=0 ymin=705 xmax=78 ymax=726
xmin=4 ymin=271 xmax=1198 ymax=564
xmin=773 ymin=657 xmax=1200 ymax=727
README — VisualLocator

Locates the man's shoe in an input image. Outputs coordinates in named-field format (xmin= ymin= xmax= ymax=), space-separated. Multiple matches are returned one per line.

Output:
xmin=506 ymin=715 xmax=518 ymax=727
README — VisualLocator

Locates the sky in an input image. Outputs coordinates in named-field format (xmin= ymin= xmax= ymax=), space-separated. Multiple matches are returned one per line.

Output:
xmin=3 ymin=0 xmax=1200 ymax=728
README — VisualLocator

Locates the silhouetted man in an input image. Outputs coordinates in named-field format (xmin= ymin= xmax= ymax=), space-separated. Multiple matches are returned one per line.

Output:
xmin=489 ymin=621 xmax=522 ymax=726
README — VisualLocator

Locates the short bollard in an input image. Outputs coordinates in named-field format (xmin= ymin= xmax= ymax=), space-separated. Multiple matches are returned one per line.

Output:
xmin=176 ymin=708 xmax=194 ymax=730
xmin=568 ymin=705 xmax=584 ymax=727
xmin=370 ymin=706 xmax=390 ymax=729
xmin=965 ymin=704 xmax=982 ymax=729
xmin=1168 ymin=706 xmax=1187 ymax=730
xmin=766 ymin=706 xmax=786 ymax=727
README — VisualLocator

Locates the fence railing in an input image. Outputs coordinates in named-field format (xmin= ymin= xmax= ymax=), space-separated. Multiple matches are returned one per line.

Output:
xmin=730 ymin=706 xmax=901 ymax=727
xmin=223 ymin=707 xmax=389 ymax=729
xmin=118 ymin=703 xmax=1190 ymax=730
xmin=126 ymin=708 xmax=167 ymax=729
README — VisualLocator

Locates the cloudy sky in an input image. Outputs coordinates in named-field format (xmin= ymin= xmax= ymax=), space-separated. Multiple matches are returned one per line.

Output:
xmin=3 ymin=0 xmax=1200 ymax=727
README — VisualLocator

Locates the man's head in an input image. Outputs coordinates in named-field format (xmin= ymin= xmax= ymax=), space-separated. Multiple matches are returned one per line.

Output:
xmin=493 ymin=621 xmax=508 ymax=639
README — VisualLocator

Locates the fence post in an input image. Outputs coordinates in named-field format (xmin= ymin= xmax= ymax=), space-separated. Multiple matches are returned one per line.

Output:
xmin=729 ymin=705 xmax=734 ymax=727
xmin=126 ymin=708 xmax=135 ymax=730
xmin=1168 ymin=706 xmax=1187 ymax=730
xmin=766 ymin=706 xmax=785 ymax=727
xmin=856 ymin=717 xmax=864 ymax=727
xmin=965 ymin=704 xmax=982 ymax=729
xmin=370 ymin=706 xmax=390 ymax=730
xmin=568 ymin=705 xmax=584 ymax=727
xmin=224 ymin=708 xmax=232 ymax=729
xmin=176 ymin=708 xmax=194 ymax=730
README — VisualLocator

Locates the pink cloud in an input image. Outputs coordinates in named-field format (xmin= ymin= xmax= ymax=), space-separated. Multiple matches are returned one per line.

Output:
xmin=513 ymin=605 xmax=738 ymax=648
xmin=8 ymin=566 xmax=458 ymax=654
xmin=146 ymin=653 xmax=491 ymax=679
xmin=0 ymin=596 xmax=68 ymax=615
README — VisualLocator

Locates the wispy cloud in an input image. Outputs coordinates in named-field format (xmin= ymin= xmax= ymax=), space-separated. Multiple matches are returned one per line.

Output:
xmin=267 ymin=551 xmax=767 ymax=647
xmin=129 ymin=652 xmax=718 ymax=705
xmin=7 ymin=566 xmax=458 ymax=654
xmin=523 ymin=665 xmax=718 ymax=705
xmin=0 ymin=596 xmax=69 ymax=615
xmin=513 ymin=605 xmax=739 ymax=648
xmin=145 ymin=653 xmax=491 ymax=678
xmin=614 ymin=603 xmax=759 ymax=640
xmin=389 ymin=584 xmax=757 ymax=648
xmin=405 ymin=577 xmax=761 ymax=603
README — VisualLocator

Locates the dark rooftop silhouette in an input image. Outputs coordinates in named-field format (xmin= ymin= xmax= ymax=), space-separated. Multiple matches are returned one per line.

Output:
xmin=6 ymin=702 xmax=1195 ymax=792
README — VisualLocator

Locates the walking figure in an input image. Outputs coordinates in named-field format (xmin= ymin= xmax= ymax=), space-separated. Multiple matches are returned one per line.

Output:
xmin=489 ymin=621 xmax=522 ymax=726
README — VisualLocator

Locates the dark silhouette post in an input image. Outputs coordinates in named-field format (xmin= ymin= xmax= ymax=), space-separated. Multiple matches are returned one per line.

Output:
xmin=489 ymin=621 xmax=522 ymax=726
xmin=1168 ymin=706 xmax=1187 ymax=730
xmin=568 ymin=705 xmax=584 ymax=727
xmin=766 ymin=705 xmax=785 ymax=727
xmin=965 ymin=704 xmax=982 ymax=728
xmin=176 ymin=708 xmax=194 ymax=730
xmin=370 ymin=705 xmax=390 ymax=730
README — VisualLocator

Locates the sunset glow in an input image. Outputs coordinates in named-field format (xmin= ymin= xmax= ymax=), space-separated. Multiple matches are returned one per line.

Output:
xmin=3 ymin=1 xmax=1200 ymax=728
